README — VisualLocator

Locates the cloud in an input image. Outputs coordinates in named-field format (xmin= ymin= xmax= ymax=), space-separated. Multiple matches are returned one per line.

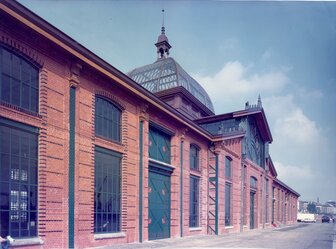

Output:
xmin=193 ymin=61 xmax=290 ymax=111
xmin=193 ymin=61 xmax=322 ymax=148
xmin=274 ymin=161 xmax=314 ymax=182
xmin=264 ymin=95 xmax=322 ymax=145
xmin=298 ymin=88 xmax=323 ymax=100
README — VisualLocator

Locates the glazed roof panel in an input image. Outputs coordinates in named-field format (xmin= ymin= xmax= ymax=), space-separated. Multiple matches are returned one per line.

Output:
xmin=128 ymin=57 xmax=214 ymax=112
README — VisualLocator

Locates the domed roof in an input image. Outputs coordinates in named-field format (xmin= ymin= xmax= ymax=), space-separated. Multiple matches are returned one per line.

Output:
xmin=128 ymin=57 xmax=215 ymax=113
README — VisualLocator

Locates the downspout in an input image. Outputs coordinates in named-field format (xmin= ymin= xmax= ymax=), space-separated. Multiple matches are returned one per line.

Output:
xmin=240 ymin=157 xmax=244 ymax=232
xmin=68 ymin=86 xmax=76 ymax=248
xmin=139 ymin=120 xmax=144 ymax=242
xmin=180 ymin=139 xmax=184 ymax=237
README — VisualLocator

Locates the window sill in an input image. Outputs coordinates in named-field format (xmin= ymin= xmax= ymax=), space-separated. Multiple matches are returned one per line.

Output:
xmin=10 ymin=237 xmax=44 ymax=247
xmin=225 ymin=226 xmax=234 ymax=229
xmin=94 ymin=232 xmax=126 ymax=240
xmin=190 ymin=168 xmax=202 ymax=177
xmin=189 ymin=227 xmax=202 ymax=231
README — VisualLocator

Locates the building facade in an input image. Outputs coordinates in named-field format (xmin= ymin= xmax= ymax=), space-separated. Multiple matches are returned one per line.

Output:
xmin=0 ymin=1 xmax=299 ymax=248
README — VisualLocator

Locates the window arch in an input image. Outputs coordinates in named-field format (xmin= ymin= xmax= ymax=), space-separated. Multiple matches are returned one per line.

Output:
xmin=0 ymin=46 xmax=39 ymax=113
xmin=95 ymin=96 xmax=121 ymax=142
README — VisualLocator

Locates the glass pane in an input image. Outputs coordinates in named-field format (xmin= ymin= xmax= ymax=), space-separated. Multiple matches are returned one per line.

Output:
xmin=12 ymin=79 xmax=21 ymax=104
xmin=96 ymin=116 xmax=102 ymax=135
xmin=21 ymin=134 xmax=29 ymax=158
xmin=30 ymin=69 xmax=38 ymax=88
xmin=103 ymin=118 xmax=108 ymax=138
xmin=21 ymin=84 xmax=30 ymax=110
xmin=0 ymin=182 xmax=9 ymax=210
xmin=1 ymin=126 xmax=10 ymax=154
xmin=20 ymin=187 xmax=28 ymax=211
xmin=0 ymin=154 xmax=10 ymax=182
xmin=1 ymin=74 xmax=10 ymax=103
xmin=11 ymin=156 xmax=20 ymax=181
xmin=29 ymin=212 xmax=37 ymax=236
xmin=11 ymin=54 xmax=20 ymax=80
xmin=29 ymin=135 xmax=38 ymax=159
xmin=29 ymin=186 xmax=37 ymax=211
xmin=31 ymin=88 xmax=38 ymax=112
xmin=21 ymin=61 xmax=30 ymax=84
xmin=2 ymin=49 xmax=11 ymax=75
xmin=29 ymin=162 xmax=37 ymax=185
xmin=21 ymin=158 xmax=29 ymax=181
xmin=11 ymin=130 xmax=20 ymax=156
xmin=0 ymin=211 xmax=9 ymax=237
xmin=10 ymin=219 xmax=19 ymax=237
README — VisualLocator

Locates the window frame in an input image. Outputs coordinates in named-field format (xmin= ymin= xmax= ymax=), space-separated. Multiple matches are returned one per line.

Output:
xmin=225 ymin=156 xmax=232 ymax=179
xmin=0 ymin=46 xmax=39 ymax=114
xmin=189 ymin=144 xmax=200 ymax=171
xmin=250 ymin=176 xmax=258 ymax=190
xmin=0 ymin=118 xmax=39 ymax=239
xmin=94 ymin=146 xmax=122 ymax=234
xmin=225 ymin=182 xmax=232 ymax=226
xmin=189 ymin=175 xmax=200 ymax=228
xmin=95 ymin=96 xmax=122 ymax=143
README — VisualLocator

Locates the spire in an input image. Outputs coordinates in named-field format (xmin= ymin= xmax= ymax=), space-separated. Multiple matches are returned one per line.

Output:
xmin=161 ymin=9 xmax=165 ymax=34
xmin=257 ymin=94 xmax=262 ymax=107
xmin=155 ymin=9 xmax=171 ymax=59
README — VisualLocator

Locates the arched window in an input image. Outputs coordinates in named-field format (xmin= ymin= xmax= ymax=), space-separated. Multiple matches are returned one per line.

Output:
xmin=0 ymin=46 xmax=39 ymax=113
xmin=95 ymin=96 xmax=121 ymax=142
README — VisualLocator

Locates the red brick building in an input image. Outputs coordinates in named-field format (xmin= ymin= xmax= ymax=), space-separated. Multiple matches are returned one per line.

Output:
xmin=0 ymin=1 xmax=299 ymax=248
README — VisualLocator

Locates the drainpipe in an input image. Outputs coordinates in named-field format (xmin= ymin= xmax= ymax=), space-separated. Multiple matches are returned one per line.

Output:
xmin=215 ymin=153 xmax=219 ymax=235
xmin=180 ymin=138 xmax=184 ymax=237
xmin=139 ymin=120 xmax=144 ymax=242
xmin=68 ymin=86 xmax=76 ymax=249
xmin=240 ymin=158 xmax=245 ymax=232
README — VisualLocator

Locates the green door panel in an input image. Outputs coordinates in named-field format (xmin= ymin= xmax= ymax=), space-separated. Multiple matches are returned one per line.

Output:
xmin=149 ymin=127 xmax=171 ymax=164
xmin=148 ymin=169 xmax=171 ymax=240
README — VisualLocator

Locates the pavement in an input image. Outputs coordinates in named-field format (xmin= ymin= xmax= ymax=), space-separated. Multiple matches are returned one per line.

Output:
xmin=92 ymin=222 xmax=336 ymax=249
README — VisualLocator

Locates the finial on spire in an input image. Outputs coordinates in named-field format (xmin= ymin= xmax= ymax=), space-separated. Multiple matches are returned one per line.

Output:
xmin=161 ymin=9 xmax=165 ymax=34
xmin=257 ymin=94 xmax=262 ymax=107
xmin=155 ymin=9 xmax=171 ymax=59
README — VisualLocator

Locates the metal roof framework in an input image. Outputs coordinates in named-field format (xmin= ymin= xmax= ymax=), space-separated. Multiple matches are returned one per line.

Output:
xmin=128 ymin=57 xmax=215 ymax=113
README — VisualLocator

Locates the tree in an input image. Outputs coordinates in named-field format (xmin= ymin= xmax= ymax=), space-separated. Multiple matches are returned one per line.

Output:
xmin=307 ymin=203 xmax=317 ymax=214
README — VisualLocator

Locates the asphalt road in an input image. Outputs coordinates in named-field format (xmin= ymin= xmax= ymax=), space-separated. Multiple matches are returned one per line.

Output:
xmin=99 ymin=222 xmax=336 ymax=249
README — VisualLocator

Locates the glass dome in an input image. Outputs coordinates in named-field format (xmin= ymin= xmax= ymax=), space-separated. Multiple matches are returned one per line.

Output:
xmin=128 ymin=57 xmax=215 ymax=113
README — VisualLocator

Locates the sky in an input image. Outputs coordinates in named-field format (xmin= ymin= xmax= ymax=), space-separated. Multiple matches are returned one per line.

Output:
xmin=18 ymin=0 xmax=336 ymax=203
